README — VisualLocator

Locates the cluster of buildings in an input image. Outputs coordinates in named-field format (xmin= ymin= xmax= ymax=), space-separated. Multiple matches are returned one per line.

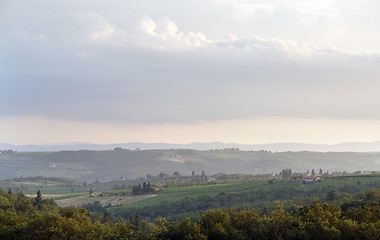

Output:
xmin=279 ymin=168 xmax=322 ymax=184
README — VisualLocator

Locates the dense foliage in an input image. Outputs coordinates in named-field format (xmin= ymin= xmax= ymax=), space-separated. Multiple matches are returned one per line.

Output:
xmin=132 ymin=182 xmax=155 ymax=195
xmin=1 ymin=189 xmax=379 ymax=239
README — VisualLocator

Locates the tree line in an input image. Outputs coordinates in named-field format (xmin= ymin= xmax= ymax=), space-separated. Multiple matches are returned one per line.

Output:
xmin=132 ymin=182 xmax=155 ymax=195
xmin=0 ymin=188 xmax=379 ymax=239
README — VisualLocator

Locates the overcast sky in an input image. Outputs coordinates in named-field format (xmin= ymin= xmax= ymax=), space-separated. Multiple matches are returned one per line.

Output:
xmin=1 ymin=0 xmax=380 ymax=145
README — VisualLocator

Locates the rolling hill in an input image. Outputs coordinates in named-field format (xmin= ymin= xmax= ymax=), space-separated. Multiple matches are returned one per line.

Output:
xmin=1 ymin=148 xmax=380 ymax=182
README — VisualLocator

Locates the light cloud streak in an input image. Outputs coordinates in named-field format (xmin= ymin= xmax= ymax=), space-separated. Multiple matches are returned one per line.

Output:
xmin=2 ymin=116 xmax=380 ymax=145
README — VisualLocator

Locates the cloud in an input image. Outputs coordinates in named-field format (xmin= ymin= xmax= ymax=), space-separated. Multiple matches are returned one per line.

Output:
xmin=1 ymin=0 xmax=380 ymax=126
xmin=134 ymin=16 xmax=212 ymax=50
xmin=75 ymin=12 xmax=126 ymax=44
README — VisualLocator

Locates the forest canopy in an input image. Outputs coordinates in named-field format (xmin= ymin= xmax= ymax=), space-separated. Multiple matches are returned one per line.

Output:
xmin=0 ymin=189 xmax=379 ymax=240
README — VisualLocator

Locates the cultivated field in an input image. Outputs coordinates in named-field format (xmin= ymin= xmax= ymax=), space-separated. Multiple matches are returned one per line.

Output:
xmin=56 ymin=193 xmax=157 ymax=208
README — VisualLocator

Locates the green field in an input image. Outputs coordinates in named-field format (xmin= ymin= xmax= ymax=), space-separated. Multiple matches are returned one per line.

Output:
xmin=117 ymin=180 xmax=271 ymax=209
xmin=121 ymin=174 xmax=380 ymax=208
xmin=2 ymin=173 xmax=379 ymax=222
xmin=111 ymin=174 xmax=380 ymax=221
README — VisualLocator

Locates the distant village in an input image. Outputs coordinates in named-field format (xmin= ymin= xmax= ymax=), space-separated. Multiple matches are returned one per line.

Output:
xmin=278 ymin=168 xmax=380 ymax=184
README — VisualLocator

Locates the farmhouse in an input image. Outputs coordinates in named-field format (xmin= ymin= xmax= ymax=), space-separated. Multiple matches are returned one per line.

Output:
xmin=302 ymin=176 xmax=322 ymax=184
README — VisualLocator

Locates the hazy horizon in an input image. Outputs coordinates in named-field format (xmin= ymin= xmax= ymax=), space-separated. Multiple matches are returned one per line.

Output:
xmin=5 ymin=139 xmax=380 ymax=147
xmin=3 ymin=140 xmax=380 ymax=154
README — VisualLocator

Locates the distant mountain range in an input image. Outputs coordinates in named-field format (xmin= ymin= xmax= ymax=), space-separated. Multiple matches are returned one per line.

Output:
xmin=1 ymin=141 xmax=380 ymax=152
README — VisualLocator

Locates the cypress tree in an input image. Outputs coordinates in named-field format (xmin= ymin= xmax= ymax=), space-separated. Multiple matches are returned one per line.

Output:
xmin=35 ymin=189 xmax=43 ymax=210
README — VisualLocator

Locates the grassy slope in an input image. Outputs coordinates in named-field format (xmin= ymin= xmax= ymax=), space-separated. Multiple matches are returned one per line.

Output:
xmin=4 ymin=173 xmax=378 ymax=221
xmin=112 ymin=174 xmax=380 ymax=220
xmin=121 ymin=181 xmax=269 ymax=209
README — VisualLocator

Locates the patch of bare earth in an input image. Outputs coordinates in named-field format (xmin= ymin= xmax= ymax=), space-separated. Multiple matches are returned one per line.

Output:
xmin=56 ymin=194 xmax=157 ymax=208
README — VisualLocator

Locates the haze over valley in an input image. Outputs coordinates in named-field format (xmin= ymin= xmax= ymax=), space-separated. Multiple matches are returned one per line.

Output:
xmin=1 ymin=146 xmax=380 ymax=182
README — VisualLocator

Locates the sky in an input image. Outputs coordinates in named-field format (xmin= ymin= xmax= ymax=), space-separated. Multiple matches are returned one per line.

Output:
xmin=1 ymin=0 xmax=380 ymax=145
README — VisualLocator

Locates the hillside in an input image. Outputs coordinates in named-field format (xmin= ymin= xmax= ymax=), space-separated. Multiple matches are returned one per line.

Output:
xmin=111 ymin=174 xmax=380 ymax=221
xmin=1 ymin=149 xmax=380 ymax=182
